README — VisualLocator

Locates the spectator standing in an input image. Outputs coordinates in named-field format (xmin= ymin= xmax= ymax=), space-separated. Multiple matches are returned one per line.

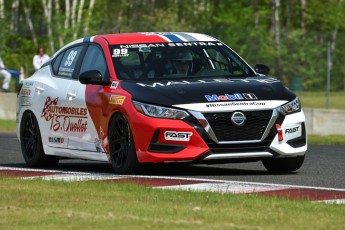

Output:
xmin=33 ymin=47 xmax=50 ymax=71
xmin=0 ymin=56 xmax=11 ymax=92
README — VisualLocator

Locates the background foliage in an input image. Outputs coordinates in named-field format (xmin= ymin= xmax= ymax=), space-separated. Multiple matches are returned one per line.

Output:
xmin=1 ymin=0 xmax=345 ymax=91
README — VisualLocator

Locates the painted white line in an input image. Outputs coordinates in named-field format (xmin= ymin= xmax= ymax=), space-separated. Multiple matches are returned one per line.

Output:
xmin=314 ymin=199 xmax=345 ymax=205
xmin=157 ymin=182 xmax=288 ymax=194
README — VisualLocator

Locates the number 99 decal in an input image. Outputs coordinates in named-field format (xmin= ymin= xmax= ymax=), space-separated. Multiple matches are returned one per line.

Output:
xmin=65 ymin=50 xmax=78 ymax=66
xmin=112 ymin=48 xmax=128 ymax=57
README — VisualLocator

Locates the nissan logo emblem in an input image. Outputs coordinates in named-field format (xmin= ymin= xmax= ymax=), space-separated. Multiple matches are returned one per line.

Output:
xmin=231 ymin=112 xmax=246 ymax=126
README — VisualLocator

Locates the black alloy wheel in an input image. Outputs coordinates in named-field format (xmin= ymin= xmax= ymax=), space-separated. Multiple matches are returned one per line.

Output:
xmin=20 ymin=111 xmax=59 ymax=167
xmin=108 ymin=113 xmax=139 ymax=174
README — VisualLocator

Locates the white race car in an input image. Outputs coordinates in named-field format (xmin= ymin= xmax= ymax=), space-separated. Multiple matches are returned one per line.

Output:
xmin=16 ymin=32 xmax=307 ymax=174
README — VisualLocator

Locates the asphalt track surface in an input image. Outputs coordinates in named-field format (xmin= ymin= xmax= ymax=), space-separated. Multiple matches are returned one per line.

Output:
xmin=1 ymin=132 xmax=344 ymax=190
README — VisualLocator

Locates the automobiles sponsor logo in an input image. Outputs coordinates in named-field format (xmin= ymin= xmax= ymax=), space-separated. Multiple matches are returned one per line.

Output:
xmin=41 ymin=97 xmax=88 ymax=133
xmin=164 ymin=131 xmax=193 ymax=142
xmin=205 ymin=93 xmax=257 ymax=102
xmin=137 ymin=78 xmax=281 ymax=88
xmin=231 ymin=112 xmax=246 ymax=126
xmin=109 ymin=95 xmax=126 ymax=105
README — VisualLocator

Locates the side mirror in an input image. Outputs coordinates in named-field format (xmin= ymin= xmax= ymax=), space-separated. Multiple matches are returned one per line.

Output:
xmin=79 ymin=70 xmax=103 ymax=85
xmin=254 ymin=64 xmax=270 ymax=75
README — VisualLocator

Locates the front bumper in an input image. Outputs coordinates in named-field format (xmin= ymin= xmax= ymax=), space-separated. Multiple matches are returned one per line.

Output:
xmin=131 ymin=110 xmax=307 ymax=163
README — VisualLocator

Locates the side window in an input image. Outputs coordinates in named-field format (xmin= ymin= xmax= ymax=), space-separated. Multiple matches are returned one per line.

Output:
xmin=79 ymin=45 xmax=108 ymax=78
xmin=52 ymin=52 xmax=63 ymax=74
xmin=57 ymin=46 xmax=84 ymax=78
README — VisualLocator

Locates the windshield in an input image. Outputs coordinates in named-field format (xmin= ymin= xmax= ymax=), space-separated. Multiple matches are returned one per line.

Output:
xmin=110 ymin=42 xmax=255 ymax=81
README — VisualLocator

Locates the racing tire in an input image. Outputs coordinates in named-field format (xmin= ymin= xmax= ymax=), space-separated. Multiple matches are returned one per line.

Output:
xmin=108 ymin=113 xmax=139 ymax=174
xmin=20 ymin=111 xmax=59 ymax=168
xmin=262 ymin=155 xmax=305 ymax=173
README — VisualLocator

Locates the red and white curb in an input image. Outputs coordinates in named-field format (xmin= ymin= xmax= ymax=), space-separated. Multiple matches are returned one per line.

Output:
xmin=1 ymin=166 xmax=345 ymax=204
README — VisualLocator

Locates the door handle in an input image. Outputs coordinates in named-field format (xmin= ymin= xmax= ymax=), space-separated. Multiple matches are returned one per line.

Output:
xmin=35 ymin=86 xmax=45 ymax=94
xmin=67 ymin=92 xmax=77 ymax=101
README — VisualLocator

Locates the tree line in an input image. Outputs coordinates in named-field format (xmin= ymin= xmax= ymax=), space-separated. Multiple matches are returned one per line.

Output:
xmin=0 ymin=0 xmax=344 ymax=91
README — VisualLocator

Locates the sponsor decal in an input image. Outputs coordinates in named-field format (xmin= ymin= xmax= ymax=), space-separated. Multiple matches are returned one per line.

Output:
xmin=285 ymin=126 xmax=300 ymax=134
xmin=110 ymin=81 xmax=119 ymax=89
xmin=48 ymin=137 xmax=65 ymax=144
xmin=41 ymin=97 xmax=88 ymax=133
xmin=137 ymin=78 xmax=281 ymax=87
xmin=20 ymin=88 xmax=31 ymax=96
xmin=65 ymin=50 xmax=78 ymax=66
xmin=283 ymin=124 xmax=302 ymax=140
xmin=109 ymin=95 xmax=126 ymax=105
xmin=204 ymin=93 xmax=257 ymax=102
xmin=119 ymin=42 xmax=223 ymax=49
xmin=164 ymin=131 xmax=193 ymax=142
xmin=173 ymin=100 xmax=288 ymax=112
xmin=112 ymin=48 xmax=129 ymax=58
xmin=18 ymin=97 xmax=32 ymax=106
xmin=23 ymin=81 xmax=34 ymax=87
xmin=206 ymin=101 xmax=265 ymax=108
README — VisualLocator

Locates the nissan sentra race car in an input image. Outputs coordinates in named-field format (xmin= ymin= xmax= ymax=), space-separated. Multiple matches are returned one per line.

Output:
xmin=16 ymin=32 xmax=307 ymax=174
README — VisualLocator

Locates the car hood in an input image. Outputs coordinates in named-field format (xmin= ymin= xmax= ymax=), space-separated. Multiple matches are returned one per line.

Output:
xmin=121 ymin=77 xmax=296 ymax=111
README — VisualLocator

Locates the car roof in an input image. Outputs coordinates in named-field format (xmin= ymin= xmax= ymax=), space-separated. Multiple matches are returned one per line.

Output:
xmin=97 ymin=32 xmax=219 ymax=45
xmin=52 ymin=32 xmax=220 ymax=59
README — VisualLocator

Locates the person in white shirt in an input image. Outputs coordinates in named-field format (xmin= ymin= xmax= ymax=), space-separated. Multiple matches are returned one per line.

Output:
xmin=0 ymin=56 xmax=11 ymax=92
xmin=33 ymin=47 xmax=50 ymax=71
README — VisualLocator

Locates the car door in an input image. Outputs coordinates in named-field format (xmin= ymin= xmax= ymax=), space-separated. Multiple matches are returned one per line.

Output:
xmin=66 ymin=44 xmax=109 ymax=152
xmin=40 ymin=45 xmax=85 ymax=149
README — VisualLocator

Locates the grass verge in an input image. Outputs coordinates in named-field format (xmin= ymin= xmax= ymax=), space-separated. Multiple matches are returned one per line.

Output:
xmin=0 ymin=119 xmax=16 ymax=132
xmin=296 ymin=91 xmax=345 ymax=110
xmin=0 ymin=176 xmax=344 ymax=230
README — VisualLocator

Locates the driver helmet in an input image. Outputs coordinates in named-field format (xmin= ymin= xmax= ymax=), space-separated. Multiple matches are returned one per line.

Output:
xmin=168 ymin=50 xmax=193 ymax=75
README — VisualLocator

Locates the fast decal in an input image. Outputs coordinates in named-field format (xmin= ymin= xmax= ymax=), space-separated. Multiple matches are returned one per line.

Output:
xmin=109 ymin=95 xmax=126 ymax=105
xmin=164 ymin=131 xmax=193 ymax=142
xmin=204 ymin=93 xmax=257 ymax=102
xmin=41 ymin=97 xmax=88 ymax=133
xmin=283 ymin=124 xmax=302 ymax=140
xmin=285 ymin=126 xmax=300 ymax=134
xmin=48 ymin=137 xmax=65 ymax=144
xmin=110 ymin=81 xmax=119 ymax=89
xmin=137 ymin=79 xmax=281 ymax=88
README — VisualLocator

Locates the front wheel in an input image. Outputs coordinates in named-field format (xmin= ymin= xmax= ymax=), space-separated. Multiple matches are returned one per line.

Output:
xmin=20 ymin=111 xmax=59 ymax=167
xmin=262 ymin=155 xmax=305 ymax=173
xmin=108 ymin=113 xmax=139 ymax=174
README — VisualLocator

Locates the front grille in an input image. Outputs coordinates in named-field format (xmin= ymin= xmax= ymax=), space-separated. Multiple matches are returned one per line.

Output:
xmin=203 ymin=110 xmax=273 ymax=142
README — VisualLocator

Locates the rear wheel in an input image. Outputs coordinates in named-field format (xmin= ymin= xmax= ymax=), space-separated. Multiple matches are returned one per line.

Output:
xmin=20 ymin=111 xmax=59 ymax=167
xmin=108 ymin=113 xmax=139 ymax=174
xmin=262 ymin=155 xmax=305 ymax=173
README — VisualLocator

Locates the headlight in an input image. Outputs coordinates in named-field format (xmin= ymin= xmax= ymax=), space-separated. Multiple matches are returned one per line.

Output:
xmin=279 ymin=97 xmax=301 ymax=115
xmin=133 ymin=101 xmax=189 ymax=119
